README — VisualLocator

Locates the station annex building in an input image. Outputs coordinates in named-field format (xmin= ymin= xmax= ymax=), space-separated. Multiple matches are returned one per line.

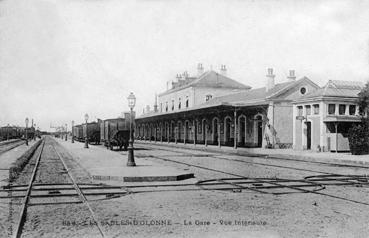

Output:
xmin=135 ymin=64 xmax=364 ymax=152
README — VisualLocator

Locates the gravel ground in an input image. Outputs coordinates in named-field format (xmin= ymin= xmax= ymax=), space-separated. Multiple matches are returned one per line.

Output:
xmin=1 ymin=138 xmax=369 ymax=237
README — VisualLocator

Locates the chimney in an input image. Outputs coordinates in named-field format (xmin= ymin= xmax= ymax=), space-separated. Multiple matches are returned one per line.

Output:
xmin=172 ymin=74 xmax=181 ymax=89
xmin=220 ymin=65 xmax=227 ymax=76
xmin=287 ymin=70 xmax=296 ymax=82
xmin=266 ymin=68 xmax=275 ymax=92
xmin=153 ymin=94 xmax=158 ymax=112
xmin=197 ymin=63 xmax=204 ymax=77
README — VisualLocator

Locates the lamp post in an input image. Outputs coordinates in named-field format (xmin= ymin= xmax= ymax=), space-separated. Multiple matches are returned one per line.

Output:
xmin=65 ymin=123 xmax=68 ymax=141
xmin=84 ymin=114 xmax=89 ymax=148
xmin=34 ymin=124 xmax=36 ymax=140
xmin=127 ymin=92 xmax=136 ymax=166
xmin=71 ymin=120 xmax=74 ymax=143
xmin=25 ymin=118 xmax=29 ymax=146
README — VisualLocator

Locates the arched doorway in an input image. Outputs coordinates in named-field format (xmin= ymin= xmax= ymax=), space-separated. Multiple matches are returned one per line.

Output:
xmin=184 ymin=121 xmax=190 ymax=143
xmin=177 ymin=121 xmax=183 ymax=142
xmin=238 ymin=116 xmax=246 ymax=146
xmin=255 ymin=115 xmax=263 ymax=147
xmin=224 ymin=117 xmax=232 ymax=146
xmin=171 ymin=121 xmax=175 ymax=142
xmin=202 ymin=119 xmax=207 ymax=144
xmin=212 ymin=118 xmax=219 ymax=145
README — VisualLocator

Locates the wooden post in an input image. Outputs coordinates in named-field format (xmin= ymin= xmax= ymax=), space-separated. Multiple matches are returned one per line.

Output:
xmin=335 ymin=122 xmax=338 ymax=153
xmin=184 ymin=123 xmax=186 ymax=145
xmin=149 ymin=125 xmax=151 ymax=142
xmin=204 ymin=121 xmax=208 ymax=147
xmin=167 ymin=123 xmax=170 ymax=143
xmin=218 ymin=120 xmax=221 ymax=148
xmin=193 ymin=119 xmax=196 ymax=146
xmin=234 ymin=109 xmax=237 ymax=149
xmin=175 ymin=127 xmax=178 ymax=144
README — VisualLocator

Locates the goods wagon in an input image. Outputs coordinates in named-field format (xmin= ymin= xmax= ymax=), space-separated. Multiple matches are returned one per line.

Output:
xmin=0 ymin=126 xmax=21 ymax=141
xmin=83 ymin=122 xmax=100 ymax=145
xmin=100 ymin=117 xmax=133 ymax=150
xmin=73 ymin=125 xmax=84 ymax=142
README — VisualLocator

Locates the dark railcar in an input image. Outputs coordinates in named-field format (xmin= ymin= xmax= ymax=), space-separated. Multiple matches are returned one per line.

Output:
xmin=100 ymin=117 xmax=133 ymax=150
xmin=83 ymin=122 xmax=100 ymax=145
xmin=0 ymin=126 xmax=21 ymax=141
xmin=73 ymin=125 xmax=84 ymax=142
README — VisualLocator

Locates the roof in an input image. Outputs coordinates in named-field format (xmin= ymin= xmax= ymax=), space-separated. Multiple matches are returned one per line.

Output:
xmin=159 ymin=70 xmax=251 ymax=96
xmin=202 ymin=78 xmax=312 ymax=106
xmin=138 ymin=76 xmax=317 ymax=119
xmin=298 ymin=80 xmax=363 ymax=100
xmin=328 ymin=80 xmax=364 ymax=90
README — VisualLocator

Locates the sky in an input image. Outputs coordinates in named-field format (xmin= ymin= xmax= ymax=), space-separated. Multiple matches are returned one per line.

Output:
xmin=0 ymin=0 xmax=369 ymax=131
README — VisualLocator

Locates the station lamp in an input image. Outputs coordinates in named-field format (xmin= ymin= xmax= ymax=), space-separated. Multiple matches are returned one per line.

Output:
xmin=25 ymin=118 xmax=29 ymax=146
xmin=127 ymin=92 xmax=136 ymax=166
xmin=84 ymin=113 xmax=89 ymax=148
xmin=71 ymin=120 xmax=74 ymax=143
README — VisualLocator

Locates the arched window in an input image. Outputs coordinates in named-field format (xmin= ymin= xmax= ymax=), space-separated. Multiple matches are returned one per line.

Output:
xmin=178 ymin=98 xmax=181 ymax=109
xmin=171 ymin=100 xmax=174 ymax=111
xmin=186 ymin=96 xmax=189 ymax=108
xmin=165 ymin=102 xmax=168 ymax=112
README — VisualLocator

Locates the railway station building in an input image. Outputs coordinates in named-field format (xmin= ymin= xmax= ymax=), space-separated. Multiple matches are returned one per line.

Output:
xmin=292 ymin=80 xmax=364 ymax=152
xmin=135 ymin=64 xmax=321 ymax=149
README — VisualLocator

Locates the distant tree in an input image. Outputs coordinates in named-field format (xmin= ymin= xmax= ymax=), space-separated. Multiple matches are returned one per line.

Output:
xmin=348 ymin=82 xmax=369 ymax=155
xmin=357 ymin=82 xmax=369 ymax=115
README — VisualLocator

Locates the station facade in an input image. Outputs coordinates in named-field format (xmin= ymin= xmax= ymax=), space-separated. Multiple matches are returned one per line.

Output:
xmin=135 ymin=64 xmax=323 ymax=149
xmin=293 ymin=80 xmax=364 ymax=152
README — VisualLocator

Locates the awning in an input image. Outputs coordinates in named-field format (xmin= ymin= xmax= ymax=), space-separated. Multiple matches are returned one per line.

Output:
xmin=323 ymin=116 xmax=361 ymax=123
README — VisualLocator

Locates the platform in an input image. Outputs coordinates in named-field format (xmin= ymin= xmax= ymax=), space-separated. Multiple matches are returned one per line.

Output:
xmin=56 ymin=138 xmax=195 ymax=183
xmin=90 ymin=163 xmax=194 ymax=182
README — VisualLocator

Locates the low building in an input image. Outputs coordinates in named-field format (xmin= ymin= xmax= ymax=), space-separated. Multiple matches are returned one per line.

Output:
xmin=293 ymin=80 xmax=364 ymax=152
xmin=135 ymin=65 xmax=319 ymax=149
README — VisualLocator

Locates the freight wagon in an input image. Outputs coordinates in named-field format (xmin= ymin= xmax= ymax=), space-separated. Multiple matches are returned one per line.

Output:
xmin=0 ymin=126 xmax=21 ymax=141
xmin=83 ymin=122 xmax=100 ymax=145
xmin=100 ymin=117 xmax=133 ymax=150
xmin=73 ymin=125 xmax=84 ymax=142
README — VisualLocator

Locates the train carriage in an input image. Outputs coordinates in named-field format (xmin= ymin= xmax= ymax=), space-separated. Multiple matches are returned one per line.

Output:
xmin=83 ymin=122 xmax=100 ymax=145
xmin=73 ymin=125 xmax=84 ymax=142
xmin=100 ymin=117 xmax=133 ymax=150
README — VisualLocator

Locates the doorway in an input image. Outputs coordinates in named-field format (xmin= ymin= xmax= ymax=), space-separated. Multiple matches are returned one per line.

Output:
xmin=306 ymin=121 xmax=311 ymax=150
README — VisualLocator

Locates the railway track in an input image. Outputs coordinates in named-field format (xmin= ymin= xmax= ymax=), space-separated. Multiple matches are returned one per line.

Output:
xmin=133 ymin=145 xmax=369 ymax=206
xmin=1 ymin=138 xmax=368 ymax=237
xmin=0 ymin=140 xmax=25 ymax=155
xmin=136 ymin=143 xmax=369 ymax=176
xmin=9 ymin=137 xmax=108 ymax=238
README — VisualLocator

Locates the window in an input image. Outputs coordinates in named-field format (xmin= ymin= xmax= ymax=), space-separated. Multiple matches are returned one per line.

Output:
xmin=313 ymin=104 xmax=319 ymax=115
xmin=186 ymin=96 xmax=189 ymax=108
xmin=339 ymin=104 xmax=346 ymax=115
xmin=178 ymin=98 xmax=181 ymax=109
xmin=305 ymin=105 xmax=311 ymax=115
xmin=205 ymin=94 xmax=213 ymax=101
xmin=165 ymin=102 xmax=168 ymax=112
xmin=328 ymin=104 xmax=335 ymax=115
xmin=297 ymin=106 xmax=303 ymax=116
xmin=171 ymin=100 xmax=174 ymax=111
xmin=349 ymin=105 xmax=356 ymax=115
xmin=300 ymin=87 xmax=307 ymax=95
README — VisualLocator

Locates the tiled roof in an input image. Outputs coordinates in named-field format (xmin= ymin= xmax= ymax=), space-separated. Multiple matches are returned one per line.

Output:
xmin=202 ymin=80 xmax=298 ymax=106
xmin=329 ymin=80 xmax=364 ymax=90
xmin=159 ymin=70 xmax=251 ymax=96
xmin=299 ymin=80 xmax=363 ymax=99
